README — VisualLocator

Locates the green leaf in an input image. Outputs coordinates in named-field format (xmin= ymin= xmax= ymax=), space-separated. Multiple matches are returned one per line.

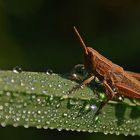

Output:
xmin=0 ymin=70 xmax=139 ymax=136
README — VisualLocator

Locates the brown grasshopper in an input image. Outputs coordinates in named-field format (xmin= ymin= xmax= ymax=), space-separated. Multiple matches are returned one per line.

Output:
xmin=71 ymin=26 xmax=140 ymax=115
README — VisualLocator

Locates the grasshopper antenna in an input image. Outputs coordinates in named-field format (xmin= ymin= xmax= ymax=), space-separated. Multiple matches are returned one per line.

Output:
xmin=73 ymin=26 xmax=88 ymax=55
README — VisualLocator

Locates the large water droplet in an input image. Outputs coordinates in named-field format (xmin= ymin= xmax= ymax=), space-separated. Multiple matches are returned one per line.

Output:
xmin=24 ymin=124 xmax=29 ymax=128
xmin=1 ymin=122 xmax=6 ymax=127
xmin=46 ymin=69 xmax=53 ymax=75
xmin=13 ymin=66 xmax=22 ymax=73
xmin=90 ymin=104 xmax=97 ymax=111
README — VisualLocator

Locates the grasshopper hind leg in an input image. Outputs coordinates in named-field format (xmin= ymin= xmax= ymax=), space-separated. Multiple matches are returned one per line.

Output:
xmin=95 ymin=80 xmax=115 ymax=116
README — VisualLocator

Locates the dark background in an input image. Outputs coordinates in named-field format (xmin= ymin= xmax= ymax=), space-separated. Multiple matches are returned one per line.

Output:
xmin=0 ymin=0 xmax=140 ymax=139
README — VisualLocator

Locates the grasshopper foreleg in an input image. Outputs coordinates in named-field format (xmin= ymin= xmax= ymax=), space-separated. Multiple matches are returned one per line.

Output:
xmin=68 ymin=75 xmax=95 ymax=94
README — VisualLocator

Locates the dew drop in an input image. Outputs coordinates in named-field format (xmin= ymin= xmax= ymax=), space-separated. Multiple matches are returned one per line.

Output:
xmin=64 ymin=83 xmax=68 ymax=86
xmin=13 ymin=123 xmax=18 ymax=127
xmin=46 ymin=121 xmax=50 ymax=125
xmin=0 ymin=105 xmax=3 ymax=110
xmin=58 ymin=84 xmax=62 ymax=88
xmin=69 ymin=99 xmax=77 ymax=106
xmin=104 ymin=132 xmax=108 ymax=135
xmin=90 ymin=104 xmax=97 ymax=111
xmin=31 ymin=87 xmax=35 ymax=90
xmin=28 ymin=75 xmax=32 ymax=78
xmin=56 ymin=103 xmax=60 ymax=108
xmin=49 ymin=84 xmax=52 ymax=88
xmin=46 ymin=69 xmax=53 ymax=75
xmin=98 ymin=92 xmax=106 ymax=101
xmin=22 ymin=115 xmax=25 ymax=119
xmin=116 ymin=131 xmax=120 ymax=135
xmin=118 ymin=96 xmax=124 ymax=101
xmin=88 ymin=130 xmax=93 ymax=133
xmin=27 ymin=111 xmax=31 ymax=114
xmin=37 ymin=98 xmax=41 ymax=102
xmin=94 ymin=116 xmax=99 ymax=122
xmin=1 ymin=122 xmax=6 ymax=127
xmin=84 ymin=104 xmax=90 ymax=111
xmin=58 ymin=128 xmax=62 ymax=131
xmin=4 ymin=103 xmax=9 ymax=107
xmin=5 ymin=115 xmax=9 ymax=119
xmin=65 ymin=120 xmax=68 ymax=124
xmin=37 ymin=119 xmax=41 ymax=123
xmin=72 ymin=73 xmax=78 ymax=78
xmin=32 ymin=95 xmax=36 ymax=99
xmin=42 ymin=90 xmax=48 ymax=94
xmin=94 ymin=77 xmax=101 ymax=84
xmin=25 ymin=118 xmax=29 ymax=122
xmin=43 ymin=111 xmax=47 ymax=115
xmin=6 ymin=92 xmax=11 ymax=96
xmin=16 ymin=118 xmax=20 ymax=121
xmin=43 ymin=126 xmax=48 ymax=129
xmin=22 ymin=110 xmax=26 ymax=114
xmin=11 ymin=79 xmax=15 ymax=83
xmin=49 ymin=95 xmax=54 ymax=101
xmin=23 ymin=102 xmax=28 ymax=107
xmin=37 ymin=110 xmax=41 ymax=114
xmin=63 ymin=113 xmax=68 ymax=117
xmin=24 ymin=124 xmax=29 ymax=128
xmin=134 ymin=126 xmax=138 ymax=131
xmin=37 ymin=125 xmax=42 ymax=129
xmin=20 ymin=82 xmax=25 ymax=86
xmin=13 ymin=66 xmax=22 ymax=73
xmin=60 ymin=95 xmax=68 ymax=100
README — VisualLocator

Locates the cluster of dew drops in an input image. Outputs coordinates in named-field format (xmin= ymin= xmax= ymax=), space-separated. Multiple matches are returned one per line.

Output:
xmin=0 ymin=67 xmax=98 ymax=128
xmin=0 ymin=66 xmax=136 ymax=135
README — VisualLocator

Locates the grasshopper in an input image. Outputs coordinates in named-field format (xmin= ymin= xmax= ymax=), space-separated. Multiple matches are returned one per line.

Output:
xmin=71 ymin=26 xmax=140 ymax=115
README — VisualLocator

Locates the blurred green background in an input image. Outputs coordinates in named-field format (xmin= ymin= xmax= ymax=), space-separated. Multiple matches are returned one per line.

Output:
xmin=0 ymin=0 xmax=140 ymax=139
